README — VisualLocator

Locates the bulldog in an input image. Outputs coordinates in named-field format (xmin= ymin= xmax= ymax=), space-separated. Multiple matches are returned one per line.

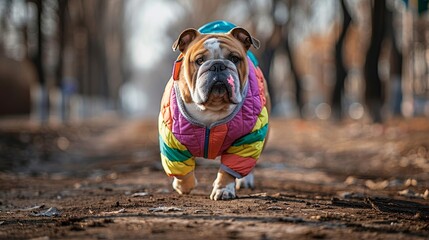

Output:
xmin=159 ymin=23 xmax=270 ymax=200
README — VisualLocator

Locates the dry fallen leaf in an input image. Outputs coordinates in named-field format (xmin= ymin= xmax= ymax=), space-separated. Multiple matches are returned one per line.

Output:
xmin=149 ymin=207 xmax=183 ymax=212
xmin=365 ymin=180 xmax=389 ymax=190
xmin=30 ymin=207 xmax=61 ymax=217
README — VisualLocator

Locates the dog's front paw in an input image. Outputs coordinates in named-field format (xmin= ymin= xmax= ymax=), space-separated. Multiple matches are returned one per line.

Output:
xmin=210 ymin=182 xmax=236 ymax=200
xmin=172 ymin=172 xmax=197 ymax=195
xmin=236 ymin=172 xmax=254 ymax=190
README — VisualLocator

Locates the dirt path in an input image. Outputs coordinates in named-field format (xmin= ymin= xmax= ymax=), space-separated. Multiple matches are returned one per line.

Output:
xmin=1 ymin=118 xmax=428 ymax=239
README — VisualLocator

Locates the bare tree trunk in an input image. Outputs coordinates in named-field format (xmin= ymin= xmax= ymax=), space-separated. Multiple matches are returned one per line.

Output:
xmin=364 ymin=0 xmax=387 ymax=123
xmin=258 ymin=0 xmax=303 ymax=117
xmin=34 ymin=0 xmax=49 ymax=123
xmin=260 ymin=47 xmax=276 ymax=104
xmin=105 ymin=1 xmax=125 ymax=108
xmin=386 ymin=5 xmax=403 ymax=116
xmin=57 ymin=0 xmax=68 ymax=121
xmin=331 ymin=0 xmax=351 ymax=120
xmin=284 ymin=35 xmax=303 ymax=117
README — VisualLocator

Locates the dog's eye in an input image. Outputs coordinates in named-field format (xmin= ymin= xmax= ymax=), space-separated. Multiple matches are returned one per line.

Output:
xmin=196 ymin=57 xmax=204 ymax=66
xmin=230 ymin=56 xmax=240 ymax=64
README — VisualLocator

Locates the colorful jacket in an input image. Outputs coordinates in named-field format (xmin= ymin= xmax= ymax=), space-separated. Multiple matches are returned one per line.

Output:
xmin=159 ymin=57 xmax=268 ymax=179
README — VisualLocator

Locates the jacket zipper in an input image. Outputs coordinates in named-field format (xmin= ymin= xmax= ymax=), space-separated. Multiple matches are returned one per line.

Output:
xmin=203 ymin=127 xmax=210 ymax=158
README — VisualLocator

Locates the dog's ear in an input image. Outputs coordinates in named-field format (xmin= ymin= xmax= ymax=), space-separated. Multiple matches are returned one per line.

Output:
xmin=172 ymin=28 xmax=199 ymax=52
xmin=229 ymin=27 xmax=260 ymax=50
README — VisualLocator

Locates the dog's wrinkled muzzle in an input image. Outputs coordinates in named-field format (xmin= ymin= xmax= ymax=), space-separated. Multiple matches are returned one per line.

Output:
xmin=194 ymin=60 xmax=241 ymax=105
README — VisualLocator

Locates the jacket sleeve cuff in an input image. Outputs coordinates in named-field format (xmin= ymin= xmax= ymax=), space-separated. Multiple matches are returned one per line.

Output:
xmin=220 ymin=164 xmax=243 ymax=179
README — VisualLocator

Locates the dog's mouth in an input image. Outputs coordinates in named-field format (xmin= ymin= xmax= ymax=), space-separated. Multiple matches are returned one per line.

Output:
xmin=209 ymin=81 xmax=230 ymax=99
xmin=205 ymin=74 xmax=239 ymax=105
xmin=198 ymin=80 xmax=235 ymax=111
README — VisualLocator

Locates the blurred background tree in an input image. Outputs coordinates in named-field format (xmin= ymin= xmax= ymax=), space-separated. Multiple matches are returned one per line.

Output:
xmin=0 ymin=0 xmax=428 ymax=123
xmin=331 ymin=0 xmax=351 ymax=120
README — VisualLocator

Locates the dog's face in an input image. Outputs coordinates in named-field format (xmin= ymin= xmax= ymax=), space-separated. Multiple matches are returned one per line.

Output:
xmin=173 ymin=27 xmax=260 ymax=112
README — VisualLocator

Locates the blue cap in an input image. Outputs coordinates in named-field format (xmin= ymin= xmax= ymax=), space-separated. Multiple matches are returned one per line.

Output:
xmin=198 ymin=20 xmax=259 ymax=66
xmin=198 ymin=20 xmax=236 ymax=34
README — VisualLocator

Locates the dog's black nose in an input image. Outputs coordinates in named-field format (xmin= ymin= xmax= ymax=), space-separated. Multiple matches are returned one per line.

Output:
xmin=209 ymin=62 xmax=227 ymax=72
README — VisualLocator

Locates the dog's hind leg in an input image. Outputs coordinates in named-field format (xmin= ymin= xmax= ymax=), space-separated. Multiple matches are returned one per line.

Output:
xmin=235 ymin=172 xmax=254 ymax=190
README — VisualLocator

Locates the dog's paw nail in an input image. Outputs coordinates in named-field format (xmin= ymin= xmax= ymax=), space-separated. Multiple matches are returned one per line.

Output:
xmin=210 ymin=182 xmax=236 ymax=200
